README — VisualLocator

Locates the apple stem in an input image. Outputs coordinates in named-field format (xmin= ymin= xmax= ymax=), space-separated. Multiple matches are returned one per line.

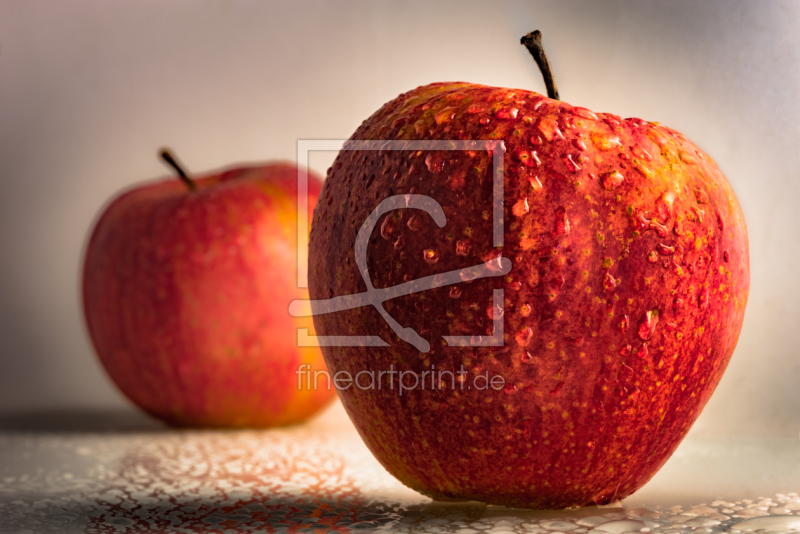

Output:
xmin=520 ymin=30 xmax=559 ymax=101
xmin=159 ymin=149 xmax=197 ymax=192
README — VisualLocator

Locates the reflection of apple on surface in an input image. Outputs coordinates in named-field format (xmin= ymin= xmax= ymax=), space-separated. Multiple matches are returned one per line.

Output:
xmin=83 ymin=150 xmax=334 ymax=427
xmin=308 ymin=32 xmax=749 ymax=508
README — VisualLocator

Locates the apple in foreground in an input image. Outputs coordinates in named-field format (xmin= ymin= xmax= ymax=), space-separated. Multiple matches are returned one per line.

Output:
xmin=83 ymin=152 xmax=335 ymax=427
xmin=308 ymin=33 xmax=749 ymax=507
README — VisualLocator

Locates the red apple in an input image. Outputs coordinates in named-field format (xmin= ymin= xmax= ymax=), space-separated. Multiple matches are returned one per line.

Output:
xmin=308 ymin=33 xmax=749 ymax=507
xmin=83 ymin=151 xmax=335 ymax=427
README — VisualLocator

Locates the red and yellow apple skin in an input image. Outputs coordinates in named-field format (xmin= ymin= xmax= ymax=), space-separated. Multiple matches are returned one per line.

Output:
xmin=309 ymin=83 xmax=749 ymax=508
xmin=83 ymin=163 xmax=335 ymax=427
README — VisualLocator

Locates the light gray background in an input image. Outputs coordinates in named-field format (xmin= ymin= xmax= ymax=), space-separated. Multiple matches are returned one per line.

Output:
xmin=1 ymin=1 xmax=798 ymax=435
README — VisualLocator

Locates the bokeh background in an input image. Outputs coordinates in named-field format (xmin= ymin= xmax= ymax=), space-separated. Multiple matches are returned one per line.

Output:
xmin=1 ymin=0 xmax=798 ymax=436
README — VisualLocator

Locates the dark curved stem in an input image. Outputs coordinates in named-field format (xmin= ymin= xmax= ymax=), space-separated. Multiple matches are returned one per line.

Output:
xmin=159 ymin=149 xmax=196 ymax=191
xmin=520 ymin=30 xmax=559 ymax=100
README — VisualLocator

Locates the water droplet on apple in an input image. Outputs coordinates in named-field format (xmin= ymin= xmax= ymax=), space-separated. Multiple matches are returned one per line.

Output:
xmin=552 ymin=206 xmax=570 ymax=237
xmin=517 ymin=149 xmax=540 ymax=167
xmin=495 ymin=107 xmax=518 ymax=120
xmin=449 ymin=286 xmax=462 ymax=299
xmin=407 ymin=215 xmax=423 ymax=231
xmin=657 ymin=244 xmax=675 ymax=256
xmin=564 ymin=154 xmax=581 ymax=172
xmin=394 ymin=234 xmax=406 ymax=250
xmin=536 ymin=115 xmax=565 ymax=142
xmin=649 ymin=130 xmax=668 ymax=147
xmin=591 ymin=132 xmax=622 ymax=151
xmin=635 ymin=210 xmax=651 ymax=232
xmin=656 ymin=191 xmax=676 ymax=221
xmin=391 ymin=117 xmax=407 ymax=131
xmin=515 ymin=327 xmax=533 ymax=347
xmin=380 ymin=216 xmax=394 ymax=240
xmin=503 ymin=383 xmax=518 ymax=394
xmin=619 ymin=344 xmax=632 ymax=357
xmin=460 ymin=269 xmax=479 ymax=282
xmin=691 ymin=206 xmax=706 ymax=224
xmin=619 ymin=315 xmax=630 ymax=332
xmin=603 ymin=272 xmax=618 ymax=291
xmin=636 ymin=343 xmax=649 ymax=358
xmin=680 ymin=151 xmax=699 ymax=165
xmin=601 ymin=170 xmax=624 ymax=190
xmin=520 ymin=303 xmax=532 ymax=317
xmin=487 ymin=301 xmax=504 ymax=320
xmin=638 ymin=310 xmax=659 ymax=340
xmin=423 ymin=248 xmax=439 ymax=264
xmin=573 ymin=107 xmax=598 ymax=121
xmin=647 ymin=251 xmax=658 ymax=264
xmin=650 ymin=220 xmax=669 ymax=238
xmin=521 ymin=351 xmax=535 ymax=364
xmin=483 ymin=250 xmax=505 ymax=273
xmin=513 ymin=197 xmax=530 ymax=216
xmin=724 ymin=250 xmax=730 ymax=262
xmin=632 ymin=145 xmax=652 ymax=162
xmin=456 ymin=239 xmax=471 ymax=256
xmin=632 ymin=159 xmax=655 ymax=179
xmin=572 ymin=138 xmax=587 ymax=151
xmin=434 ymin=106 xmax=456 ymax=125
xmin=425 ymin=152 xmax=445 ymax=174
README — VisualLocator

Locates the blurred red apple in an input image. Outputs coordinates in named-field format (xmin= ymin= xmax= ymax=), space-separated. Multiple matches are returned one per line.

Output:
xmin=83 ymin=151 xmax=334 ymax=427
xmin=308 ymin=33 xmax=749 ymax=507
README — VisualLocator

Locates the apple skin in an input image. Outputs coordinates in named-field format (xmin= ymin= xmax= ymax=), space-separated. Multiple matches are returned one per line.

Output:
xmin=83 ymin=162 xmax=335 ymax=427
xmin=308 ymin=83 xmax=749 ymax=508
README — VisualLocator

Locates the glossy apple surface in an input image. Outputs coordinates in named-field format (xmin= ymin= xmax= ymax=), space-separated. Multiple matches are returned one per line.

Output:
xmin=84 ymin=162 xmax=334 ymax=427
xmin=308 ymin=82 xmax=749 ymax=508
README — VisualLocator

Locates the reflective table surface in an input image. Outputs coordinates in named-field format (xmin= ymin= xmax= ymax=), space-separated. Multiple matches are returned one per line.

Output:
xmin=1 ymin=402 xmax=799 ymax=533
